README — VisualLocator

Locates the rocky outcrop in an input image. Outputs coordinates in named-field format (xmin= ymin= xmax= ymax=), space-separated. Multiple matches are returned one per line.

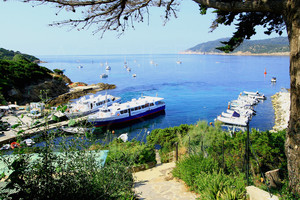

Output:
xmin=8 ymin=78 xmax=69 ymax=105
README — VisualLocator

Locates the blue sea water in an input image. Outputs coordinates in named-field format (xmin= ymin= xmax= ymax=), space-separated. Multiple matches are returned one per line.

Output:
xmin=39 ymin=54 xmax=290 ymax=140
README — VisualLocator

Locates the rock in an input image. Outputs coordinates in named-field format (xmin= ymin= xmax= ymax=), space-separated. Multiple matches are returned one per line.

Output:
xmin=7 ymin=78 xmax=69 ymax=105
xmin=265 ymin=169 xmax=282 ymax=189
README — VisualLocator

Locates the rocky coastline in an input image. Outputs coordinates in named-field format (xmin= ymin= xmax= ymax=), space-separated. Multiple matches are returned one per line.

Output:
xmin=180 ymin=51 xmax=290 ymax=56
xmin=271 ymin=90 xmax=290 ymax=132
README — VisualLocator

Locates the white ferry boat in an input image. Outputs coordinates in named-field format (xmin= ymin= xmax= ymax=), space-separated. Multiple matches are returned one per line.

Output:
xmin=88 ymin=96 xmax=165 ymax=127
xmin=65 ymin=94 xmax=121 ymax=119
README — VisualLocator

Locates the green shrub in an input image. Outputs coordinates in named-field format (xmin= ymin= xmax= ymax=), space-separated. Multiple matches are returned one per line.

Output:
xmin=172 ymin=154 xmax=218 ymax=190
xmin=0 ymin=127 xmax=136 ymax=200
xmin=147 ymin=124 xmax=193 ymax=162
xmin=105 ymin=139 xmax=156 ymax=166
xmin=194 ymin=170 xmax=246 ymax=199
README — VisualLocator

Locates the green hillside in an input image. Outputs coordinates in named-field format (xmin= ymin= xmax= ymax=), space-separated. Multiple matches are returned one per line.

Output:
xmin=186 ymin=37 xmax=289 ymax=54
xmin=0 ymin=48 xmax=39 ymax=62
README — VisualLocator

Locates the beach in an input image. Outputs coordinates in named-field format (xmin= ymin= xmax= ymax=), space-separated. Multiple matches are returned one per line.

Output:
xmin=271 ymin=90 xmax=290 ymax=132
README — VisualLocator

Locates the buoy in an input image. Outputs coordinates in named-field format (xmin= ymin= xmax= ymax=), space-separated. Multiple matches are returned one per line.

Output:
xmin=112 ymin=130 xmax=115 ymax=134
xmin=209 ymin=122 xmax=213 ymax=126
xmin=264 ymin=68 xmax=267 ymax=75
xmin=10 ymin=142 xmax=20 ymax=149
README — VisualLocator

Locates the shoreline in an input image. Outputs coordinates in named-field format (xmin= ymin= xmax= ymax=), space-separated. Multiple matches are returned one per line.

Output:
xmin=271 ymin=90 xmax=290 ymax=132
xmin=179 ymin=51 xmax=290 ymax=57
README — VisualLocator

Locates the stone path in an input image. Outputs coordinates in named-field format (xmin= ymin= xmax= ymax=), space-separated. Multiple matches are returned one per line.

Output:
xmin=133 ymin=152 xmax=198 ymax=200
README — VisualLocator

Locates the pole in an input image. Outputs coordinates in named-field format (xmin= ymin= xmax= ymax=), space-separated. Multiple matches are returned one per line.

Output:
xmin=246 ymin=122 xmax=250 ymax=186
xmin=175 ymin=142 xmax=178 ymax=161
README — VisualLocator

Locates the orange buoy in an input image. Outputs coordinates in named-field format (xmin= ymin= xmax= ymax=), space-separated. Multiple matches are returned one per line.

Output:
xmin=10 ymin=142 xmax=20 ymax=149
xmin=264 ymin=68 xmax=267 ymax=75
xmin=112 ymin=130 xmax=115 ymax=134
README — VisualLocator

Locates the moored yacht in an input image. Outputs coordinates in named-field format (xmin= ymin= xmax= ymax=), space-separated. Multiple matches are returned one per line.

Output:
xmin=88 ymin=96 xmax=165 ymax=127
xmin=65 ymin=94 xmax=121 ymax=118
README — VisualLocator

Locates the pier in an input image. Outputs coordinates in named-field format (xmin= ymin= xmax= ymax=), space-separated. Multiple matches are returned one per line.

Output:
xmin=0 ymin=109 xmax=87 ymax=146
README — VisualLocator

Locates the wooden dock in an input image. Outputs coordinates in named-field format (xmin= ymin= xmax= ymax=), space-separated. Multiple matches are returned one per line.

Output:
xmin=0 ymin=111 xmax=87 ymax=145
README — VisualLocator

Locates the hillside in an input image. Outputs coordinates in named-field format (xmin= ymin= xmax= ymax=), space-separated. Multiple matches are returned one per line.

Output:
xmin=0 ymin=48 xmax=40 ymax=62
xmin=183 ymin=37 xmax=289 ymax=55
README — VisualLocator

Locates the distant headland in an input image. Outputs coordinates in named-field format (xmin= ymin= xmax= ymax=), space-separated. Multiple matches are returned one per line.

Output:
xmin=181 ymin=37 xmax=289 ymax=56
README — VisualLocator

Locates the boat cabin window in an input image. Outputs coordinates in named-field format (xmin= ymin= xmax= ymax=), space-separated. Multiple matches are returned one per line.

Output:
xmin=142 ymin=105 xmax=145 ymax=109
xmin=138 ymin=106 xmax=141 ymax=109
xmin=145 ymin=103 xmax=149 ymax=107
xmin=155 ymin=101 xmax=163 ymax=105
xmin=101 ymin=109 xmax=110 ymax=113
xmin=120 ymin=110 xmax=128 ymax=114
xmin=150 ymin=103 xmax=154 ymax=106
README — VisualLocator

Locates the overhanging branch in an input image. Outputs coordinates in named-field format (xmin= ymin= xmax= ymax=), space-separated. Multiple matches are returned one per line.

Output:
xmin=192 ymin=0 xmax=285 ymax=14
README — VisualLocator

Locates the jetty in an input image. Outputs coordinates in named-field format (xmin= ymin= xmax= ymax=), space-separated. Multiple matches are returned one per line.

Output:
xmin=0 ymin=109 xmax=87 ymax=145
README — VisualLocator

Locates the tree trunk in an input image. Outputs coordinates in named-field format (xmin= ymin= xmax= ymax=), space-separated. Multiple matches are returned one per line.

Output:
xmin=284 ymin=0 xmax=300 ymax=194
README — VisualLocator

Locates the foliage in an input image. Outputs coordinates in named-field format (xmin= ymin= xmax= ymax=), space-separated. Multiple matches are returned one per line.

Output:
xmin=0 ymin=59 xmax=52 ymax=101
xmin=103 ymin=138 xmax=156 ymax=167
xmin=146 ymin=124 xmax=193 ymax=162
xmin=53 ymin=68 xmax=64 ymax=75
xmin=0 ymin=48 xmax=39 ymax=62
xmin=165 ymin=121 xmax=287 ymax=198
xmin=194 ymin=170 xmax=246 ymax=200
xmin=0 ymin=106 xmax=135 ymax=200
xmin=173 ymin=154 xmax=246 ymax=199
xmin=187 ymin=37 xmax=289 ymax=54
xmin=172 ymin=154 xmax=218 ymax=190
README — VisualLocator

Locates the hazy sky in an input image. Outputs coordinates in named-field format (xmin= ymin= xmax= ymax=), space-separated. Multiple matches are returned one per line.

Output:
xmin=0 ymin=0 xmax=287 ymax=56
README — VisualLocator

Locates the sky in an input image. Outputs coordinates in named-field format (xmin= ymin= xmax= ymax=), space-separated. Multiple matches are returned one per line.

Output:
xmin=0 ymin=0 xmax=287 ymax=56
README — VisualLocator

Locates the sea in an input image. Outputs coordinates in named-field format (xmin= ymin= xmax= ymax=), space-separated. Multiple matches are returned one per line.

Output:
xmin=39 ymin=54 xmax=290 ymax=141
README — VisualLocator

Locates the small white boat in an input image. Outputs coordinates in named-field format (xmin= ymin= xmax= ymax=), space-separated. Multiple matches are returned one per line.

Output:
xmin=61 ymin=126 xmax=95 ymax=134
xmin=271 ymin=77 xmax=277 ymax=83
xmin=176 ymin=60 xmax=182 ymax=64
xmin=65 ymin=94 xmax=121 ymax=119
xmin=222 ymin=125 xmax=247 ymax=133
xmin=217 ymin=115 xmax=248 ymax=126
xmin=21 ymin=139 xmax=35 ymax=146
xmin=221 ymin=111 xmax=250 ymax=120
xmin=132 ymin=74 xmax=137 ymax=77
xmin=100 ymin=73 xmax=108 ymax=78
xmin=118 ymin=133 xmax=128 ymax=142
xmin=28 ymin=109 xmax=42 ymax=119
xmin=127 ymin=67 xmax=131 ymax=72
xmin=78 ymin=65 xmax=83 ymax=69
xmin=106 ymin=66 xmax=111 ymax=70
xmin=0 ymin=144 xmax=10 ymax=150
xmin=243 ymin=91 xmax=266 ymax=100
xmin=88 ymin=96 xmax=165 ymax=127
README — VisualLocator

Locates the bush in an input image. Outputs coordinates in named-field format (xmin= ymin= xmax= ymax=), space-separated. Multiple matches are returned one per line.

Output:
xmin=194 ymin=170 xmax=246 ymax=199
xmin=147 ymin=124 xmax=193 ymax=162
xmin=105 ymin=139 xmax=156 ymax=167
xmin=0 ymin=128 xmax=136 ymax=200
xmin=172 ymin=154 xmax=218 ymax=190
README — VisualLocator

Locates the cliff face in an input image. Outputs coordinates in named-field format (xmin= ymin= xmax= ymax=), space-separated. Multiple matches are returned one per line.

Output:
xmin=7 ymin=78 xmax=69 ymax=105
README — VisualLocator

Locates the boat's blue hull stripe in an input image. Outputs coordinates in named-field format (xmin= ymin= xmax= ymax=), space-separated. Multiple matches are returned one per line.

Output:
xmin=90 ymin=105 xmax=165 ymax=127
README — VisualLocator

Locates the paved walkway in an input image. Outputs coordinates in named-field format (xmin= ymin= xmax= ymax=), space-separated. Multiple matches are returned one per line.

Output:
xmin=133 ymin=153 xmax=198 ymax=200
